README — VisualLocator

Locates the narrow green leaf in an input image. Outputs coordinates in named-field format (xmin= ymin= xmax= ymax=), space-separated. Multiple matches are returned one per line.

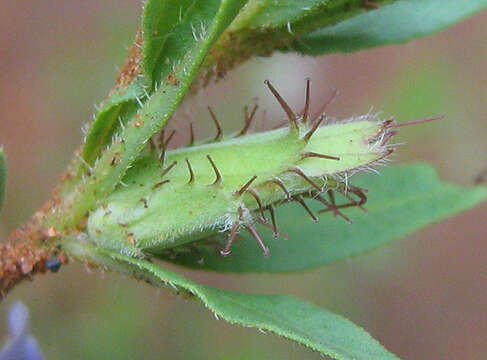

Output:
xmin=142 ymin=0 xmax=195 ymax=82
xmin=293 ymin=0 xmax=487 ymax=55
xmin=164 ymin=164 xmax=487 ymax=272
xmin=0 ymin=147 xmax=6 ymax=213
xmin=65 ymin=241 xmax=400 ymax=360
xmin=206 ymin=0 xmax=391 ymax=76
xmin=143 ymin=0 xmax=248 ymax=85
xmin=202 ymin=0 xmax=487 ymax=80
xmin=82 ymin=82 xmax=145 ymax=166
xmin=194 ymin=289 xmax=400 ymax=360
xmin=232 ymin=0 xmax=391 ymax=30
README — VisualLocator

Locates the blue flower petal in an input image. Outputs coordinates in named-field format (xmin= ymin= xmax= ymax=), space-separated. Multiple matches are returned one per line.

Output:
xmin=0 ymin=302 xmax=43 ymax=360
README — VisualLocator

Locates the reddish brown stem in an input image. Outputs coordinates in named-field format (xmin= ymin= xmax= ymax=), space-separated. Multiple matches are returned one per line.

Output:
xmin=0 ymin=217 xmax=68 ymax=301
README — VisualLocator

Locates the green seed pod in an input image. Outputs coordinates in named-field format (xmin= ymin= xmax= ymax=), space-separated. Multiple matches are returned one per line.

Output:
xmin=87 ymin=81 xmax=408 ymax=257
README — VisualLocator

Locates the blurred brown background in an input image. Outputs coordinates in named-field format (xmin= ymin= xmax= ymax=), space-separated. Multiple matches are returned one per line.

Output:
xmin=1 ymin=1 xmax=487 ymax=359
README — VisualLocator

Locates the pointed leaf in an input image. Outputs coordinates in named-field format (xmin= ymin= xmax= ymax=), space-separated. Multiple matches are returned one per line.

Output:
xmin=66 ymin=242 xmax=400 ymax=360
xmin=164 ymin=164 xmax=487 ymax=272
xmin=230 ymin=0 xmax=371 ymax=30
xmin=82 ymin=81 xmax=145 ymax=165
xmin=202 ymin=0 xmax=487 ymax=81
xmin=206 ymin=0 xmax=389 ymax=77
xmin=292 ymin=0 xmax=487 ymax=55
xmin=142 ymin=0 xmax=195 ymax=82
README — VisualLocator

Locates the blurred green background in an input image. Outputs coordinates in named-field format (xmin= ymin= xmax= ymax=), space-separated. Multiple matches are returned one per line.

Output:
xmin=1 ymin=1 xmax=487 ymax=359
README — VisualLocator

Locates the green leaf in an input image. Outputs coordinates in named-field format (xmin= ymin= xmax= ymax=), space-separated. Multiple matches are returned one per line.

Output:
xmin=142 ymin=0 xmax=194 ymax=83
xmin=205 ymin=0 xmax=392 ymax=76
xmin=0 ymin=147 xmax=6 ymax=213
xmin=201 ymin=0 xmax=487 ymax=80
xmin=230 ymin=0 xmax=367 ymax=30
xmin=65 ymin=241 xmax=400 ymax=360
xmin=164 ymin=164 xmax=487 ymax=272
xmin=142 ymin=0 xmax=248 ymax=85
xmin=292 ymin=0 xmax=487 ymax=55
xmin=53 ymin=0 xmax=247 ymax=228
xmin=82 ymin=81 xmax=145 ymax=166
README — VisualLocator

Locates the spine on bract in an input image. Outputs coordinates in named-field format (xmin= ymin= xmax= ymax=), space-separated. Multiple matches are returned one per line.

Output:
xmin=86 ymin=81 xmax=405 ymax=257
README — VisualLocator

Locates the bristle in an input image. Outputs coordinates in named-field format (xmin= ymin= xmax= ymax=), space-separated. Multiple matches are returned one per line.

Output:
xmin=264 ymin=80 xmax=298 ymax=131
xmin=188 ymin=122 xmax=195 ymax=146
xmin=310 ymin=88 xmax=338 ymax=123
xmin=347 ymin=185 xmax=368 ymax=206
xmin=207 ymin=106 xmax=223 ymax=141
xmin=380 ymin=148 xmax=394 ymax=159
xmin=301 ymin=152 xmax=340 ymax=161
xmin=159 ymin=146 xmax=166 ymax=166
xmin=256 ymin=217 xmax=289 ymax=239
xmin=380 ymin=131 xmax=397 ymax=146
xmin=161 ymin=160 xmax=177 ymax=178
xmin=237 ymin=104 xmax=258 ymax=137
xmin=294 ymin=195 xmax=318 ymax=222
xmin=270 ymin=119 xmax=289 ymax=130
xmin=246 ymin=221 xmax=270 ymax=256
xmin=235 ymin=175 xmax=257 ymax=196
xmin=302 ymin=115 xmax=324 ymax=143
xmin=302 ymin=79 xmax=311 ymax=124
xmin=387 ymin=116 xmax=444 ymax=128
xmin=163 ymin=129 xmax=176 ymax=148
xmin=332 ymin=186 xmax=368 ymax=213
xmin=185 ymin=158 xmax=195 ymax=184
xmin=246 ymin=189 xmax=266 ymax=221
xmin=270 ymin=178 xmax=291 ymax=199
xmin=318 ymin=190 xmax=368 ymax=214
xmin=314 ymin=193 xmax=353 ymax=224
xmin=287 ymin=167 xmax=322 ymax=192
xmin=152 ymin=179 xmax=170 ymax=190
xmin=327 ymin=189 xmax=336 ymax=209
xmin=220 ymin=223 xmax=239 ymax=256
xmin=206 ymin=155 xmax=222 ymax=185
xmin=158 ymin=129 xmax=165 ymax=147
xmin=319 ymin=202 xmax=359 ymax=212
xmin=266 ymin=205 xmax=278 ymax=238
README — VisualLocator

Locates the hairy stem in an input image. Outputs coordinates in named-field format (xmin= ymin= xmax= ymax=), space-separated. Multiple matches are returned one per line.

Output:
xmin=0 ymin=209 xmax=68 ymax=300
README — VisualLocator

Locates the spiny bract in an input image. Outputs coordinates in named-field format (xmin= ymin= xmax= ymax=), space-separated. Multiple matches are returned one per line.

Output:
xmin=87 ymin=81 xmax=401 ymax=257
